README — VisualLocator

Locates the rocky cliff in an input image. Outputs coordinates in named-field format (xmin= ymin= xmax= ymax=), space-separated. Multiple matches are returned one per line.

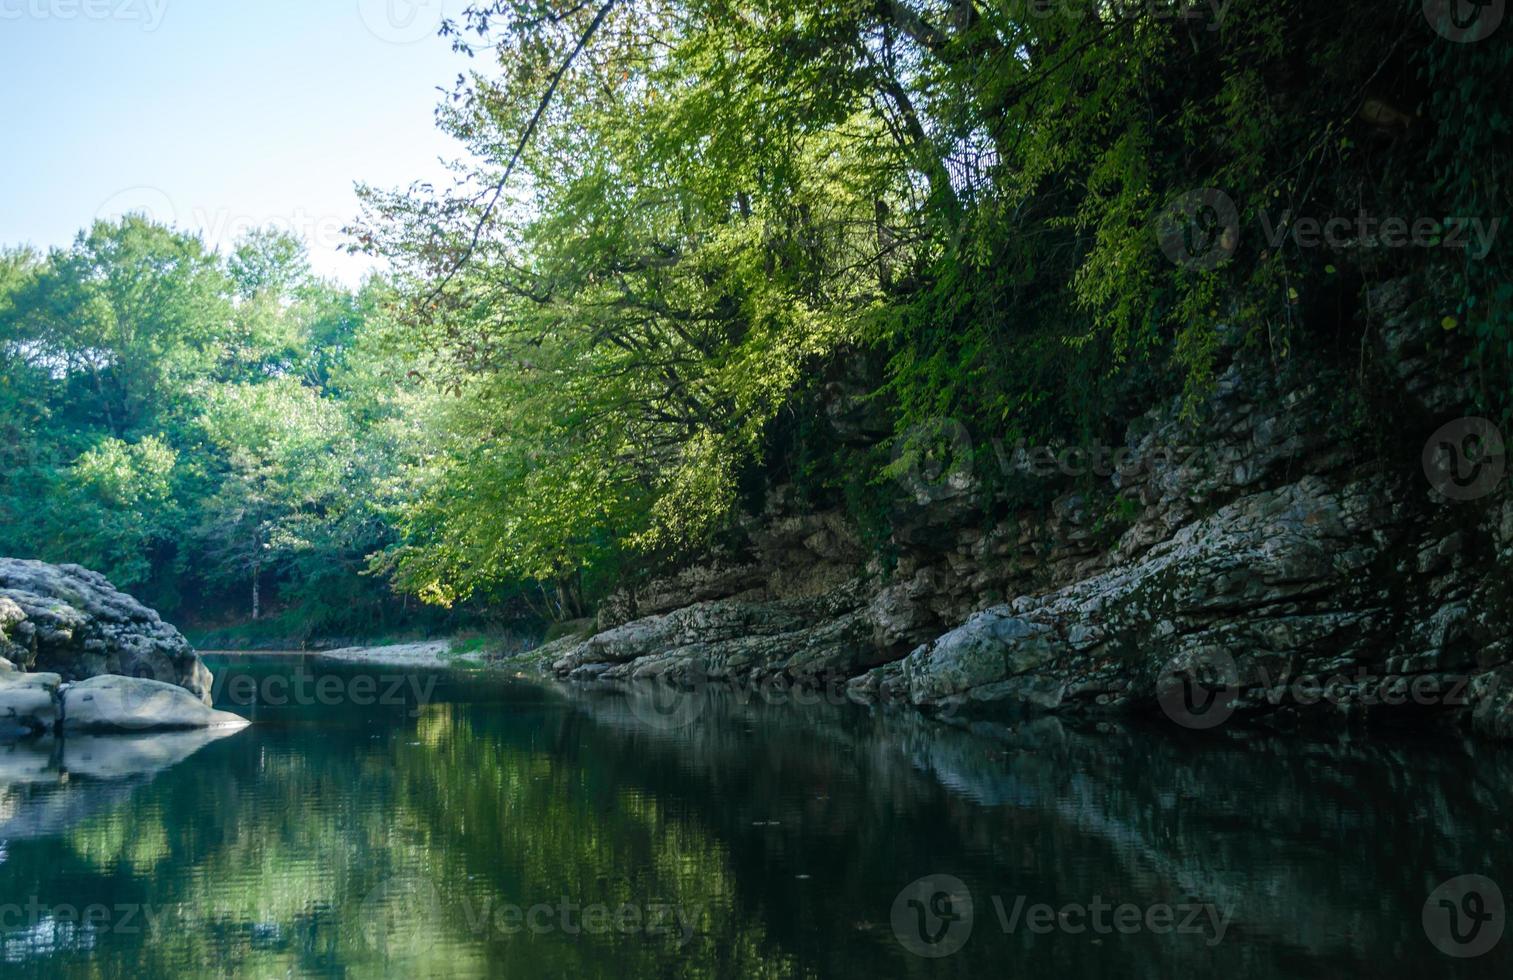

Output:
xmin=550 ymin=278 xmax=1513 ymax=738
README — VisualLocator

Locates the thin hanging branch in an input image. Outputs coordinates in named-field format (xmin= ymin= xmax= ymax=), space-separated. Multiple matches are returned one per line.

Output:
xmin=422 ymin=0 xmax=620 ymax=309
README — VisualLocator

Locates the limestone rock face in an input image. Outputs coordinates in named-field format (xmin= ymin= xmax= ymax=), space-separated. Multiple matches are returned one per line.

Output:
xmin=59 ymin=675 xmax=249 ymax=734
xmin=557 ymin=586 xmax=880 ymax=686
xmin=0 ymin=559 xmax=213 ymax=704
xmin=851 ymin=472 xmax=1505 ymax=723
xmin=547 ymin=276 xmax=1513 ymax=738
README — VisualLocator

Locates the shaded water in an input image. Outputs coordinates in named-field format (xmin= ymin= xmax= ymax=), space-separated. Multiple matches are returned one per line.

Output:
xmin=0 ymin=653 xmax=1508 ymax=977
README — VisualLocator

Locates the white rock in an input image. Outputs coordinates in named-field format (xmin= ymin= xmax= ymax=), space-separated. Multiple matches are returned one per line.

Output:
xmin=61 ymin=675 xmax=248 ymax=733
xmin=0 ymin=672 xmax=61 ymax=732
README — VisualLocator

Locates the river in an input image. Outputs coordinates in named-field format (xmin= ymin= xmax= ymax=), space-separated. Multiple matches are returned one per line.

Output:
xmin=0 ymin=653 xmax=1506 ymax=977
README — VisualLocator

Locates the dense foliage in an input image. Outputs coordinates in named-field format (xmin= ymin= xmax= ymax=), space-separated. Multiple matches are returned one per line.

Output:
xmin=0 ymin=220 xmax=447 ymax=637
xmin=3 ymin=1 xmax=1507 ymax=632
xmin=353 ymin=0 xmax=1511 ymax=607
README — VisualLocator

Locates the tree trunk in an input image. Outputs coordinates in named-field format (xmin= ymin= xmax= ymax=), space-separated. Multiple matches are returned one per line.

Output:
xmin=251 ymin=564 xmax=261 ymax=621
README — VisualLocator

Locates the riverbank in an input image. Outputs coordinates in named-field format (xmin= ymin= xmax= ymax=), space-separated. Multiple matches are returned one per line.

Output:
xmin=199 ymin=633 xmax=584 ymax=677
xmin=540 ymin=285 xmax=1513 ymax=740
xmin=186 ymin=279 xmax=1513 ymax=743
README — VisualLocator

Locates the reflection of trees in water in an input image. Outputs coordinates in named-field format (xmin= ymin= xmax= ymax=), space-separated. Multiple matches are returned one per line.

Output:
xmin=0 ymin=683 xmax=1510 ymax=977
xmin=0 ymin=698 xmax=800 ymax=978
xmin=380 ymin=702 xmax=802 ymax=978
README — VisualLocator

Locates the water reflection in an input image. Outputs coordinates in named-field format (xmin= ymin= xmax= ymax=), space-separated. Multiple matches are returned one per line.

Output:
xmin=0 ymin=728 xmax=243 ymax=840
xmin=0 ymin=657 xmax=1505 ymax=977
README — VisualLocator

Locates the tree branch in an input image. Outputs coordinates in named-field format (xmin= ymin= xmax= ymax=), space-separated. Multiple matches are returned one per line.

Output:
xmin=423 ymin=0 xmax=619 ymax=308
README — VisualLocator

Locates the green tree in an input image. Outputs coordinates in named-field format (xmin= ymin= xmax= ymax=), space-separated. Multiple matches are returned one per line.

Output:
xmin=354 ymin=0 xmax=1508 ymax=612
xmin=194 ymin=378 xmax=351 ymax=619
xmin=45 ymin=435 xmax=180 ymax=587
xmin=0 ymin=216 xmax=232 ymax=438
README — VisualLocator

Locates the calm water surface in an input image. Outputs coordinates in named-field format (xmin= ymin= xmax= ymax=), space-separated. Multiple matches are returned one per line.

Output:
xmin=0 ymin=654 xmax=1507 ymax=977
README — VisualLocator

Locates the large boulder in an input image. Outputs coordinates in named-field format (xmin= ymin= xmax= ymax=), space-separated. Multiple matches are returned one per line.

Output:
xmin=60 ymin=675 xmax=248 ymax=734
xmin=0 ymin=559 xmax=212 ymax=704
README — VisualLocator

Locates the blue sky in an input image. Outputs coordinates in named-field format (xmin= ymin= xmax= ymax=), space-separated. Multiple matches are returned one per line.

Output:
xmin=1 ymin=0 xmax=476 ymax=284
